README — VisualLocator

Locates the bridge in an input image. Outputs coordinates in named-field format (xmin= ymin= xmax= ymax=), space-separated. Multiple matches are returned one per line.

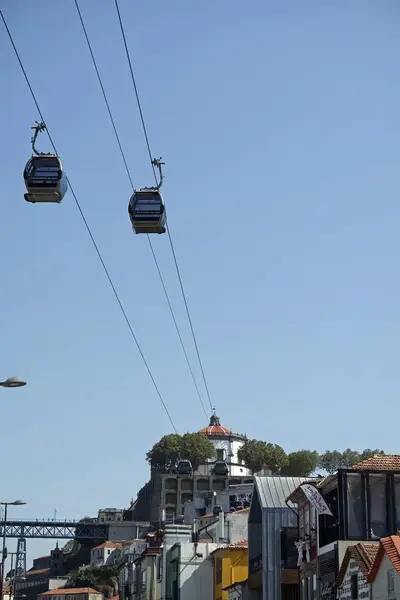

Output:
xmin=0 ymin=518 xmax=150 ymax=540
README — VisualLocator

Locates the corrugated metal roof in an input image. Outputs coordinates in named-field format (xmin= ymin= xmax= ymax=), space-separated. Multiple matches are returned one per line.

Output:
xmin=254 ymin=476 xmax=308 ymax=508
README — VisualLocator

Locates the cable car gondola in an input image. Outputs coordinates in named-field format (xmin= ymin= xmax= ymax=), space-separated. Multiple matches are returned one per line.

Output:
xmin=23 ymin=122 xmax=68 ymax=204
xmin=128 ymin=158 xmax=166 ymax=235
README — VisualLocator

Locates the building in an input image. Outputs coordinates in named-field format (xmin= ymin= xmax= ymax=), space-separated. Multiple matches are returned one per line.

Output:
xmin=248 ymin=476 xmax=307 ymax=600
xmin=336 ymin=543 xmax=378 ymax=600
xmin=197 ymin=410 xmax=252 ymax=477
xmin=38 ymin=588 xmax=103 ymax=600
xmin=287 ymin=455 xmax=400 ymax=600
xmin=161 ymin=523 xmax=218 ymax=600
xmin=98 ymin=508 xmax=124 ymax=523
xmin=223 ymin=579 xmax=248 ymax=600
xmin=90 ymin=542 xmax=122 ymax=567
xmin=130 ymin=412 xmax=253 ymax=525
xmin=164 ymin=541 xmax=216 ymax=600
xmin=211 ymin=540 xmax=248 ymax=600
xmin=367 ymin=535 xmax=400 ymax=599
xmin=184 ymin=482 xmax=253 ymax=523
xmin=132 ymin=546 xmax=162 ymax=600
xmin=196 ymin=508 xmax=249 ymax=545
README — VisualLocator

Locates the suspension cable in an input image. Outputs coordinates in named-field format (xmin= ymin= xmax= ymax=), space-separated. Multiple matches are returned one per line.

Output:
xmin=0 ymin=8 xmax=178 ymax=433
xmin=114 ymin=0 xmax=214 ymax=413
xmin=74 ymin=0 xmax=207 ymax=420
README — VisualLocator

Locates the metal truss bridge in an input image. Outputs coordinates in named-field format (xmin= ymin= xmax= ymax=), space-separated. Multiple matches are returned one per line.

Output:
xmin=0 ymin=518 xmax=108 ymax=539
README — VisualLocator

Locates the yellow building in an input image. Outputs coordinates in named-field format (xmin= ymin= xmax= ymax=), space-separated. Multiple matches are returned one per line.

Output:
xmin=212 ymin=540 xmax=248 ymax=600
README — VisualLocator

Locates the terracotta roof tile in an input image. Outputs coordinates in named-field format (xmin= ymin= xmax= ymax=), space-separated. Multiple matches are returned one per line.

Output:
xmin=367 ymin=536 xmax=400 ymax=583
xmin=336 ymin=543 xmax=379 ymax=586
xmin=199 ymin=425 xmax=231 ymax=436
xmin=352 ymin=455 xmax=400 ymax=471
xmin=39 ymin=588 xmax=102 ymax=596
xmin=211 ymin=539 xmax=248 ymax=554
xmin=92 ymin=542 xmax=121 ymax=551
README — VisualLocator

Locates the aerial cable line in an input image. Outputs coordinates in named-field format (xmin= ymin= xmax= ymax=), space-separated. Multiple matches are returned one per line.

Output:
xmin=0 ymin=8 xmax=178 ymax=434
xmin=74 ymin=0 xmax=208 ymax=420
xmin=114 ymin=0 xmax=214 ymax=413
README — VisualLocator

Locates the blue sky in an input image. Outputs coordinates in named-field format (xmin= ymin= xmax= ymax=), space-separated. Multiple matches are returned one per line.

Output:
xmin=1 ymin=0 xmax=400 ymax=565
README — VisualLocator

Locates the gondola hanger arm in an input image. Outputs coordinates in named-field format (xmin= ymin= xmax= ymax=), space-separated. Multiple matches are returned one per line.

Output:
xmin=152 ymin=157 xmax=165 ymax=189
xmin=30 ymin=121 xmax=53 ymax=156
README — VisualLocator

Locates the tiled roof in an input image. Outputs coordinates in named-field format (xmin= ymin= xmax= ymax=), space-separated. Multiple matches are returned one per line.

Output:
xmin=336 ymin=543 xmax=379 ymax=586
xmin=39 ymin=588 xmax=101 ymax=596
xmin=199 ymin=425 xmax=231 ymax=436
xmin=352 ymin=455 xmax=400 ymax=471
xmin=210 ymin=539 xmax=248 ymax=554
xmin=367 ymin=535 xmax=400 ymax=582
xmin=232 ymin=508 xmax=249 ymax=514
xmin=92 ymin=541 xmax=121 ymax=551
xmin=27 ymin=568 xmax=51 ymax=576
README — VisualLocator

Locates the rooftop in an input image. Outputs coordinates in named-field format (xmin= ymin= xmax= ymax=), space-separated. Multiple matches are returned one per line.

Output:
xmin=368 ymin=535 xmax=400 ymax=581
xmin=39 ymin=589 xmax=101 ymax=596
xmin=336 ymin=543 xmax=379 ymax=586
xmin=351 ymin=455 xmax=400 ymax=471
xmin=199 ymin=410 xmax=232 ymax=436
xmin=211 ymin=539 xmax=248 ymax=554
xmin=92 ymin=541 xmax=121 ymax=551
xmin=26 ymin=568 xmax=51 ymax=576
xmin=254 ymin=476 xmax=308 ymax=508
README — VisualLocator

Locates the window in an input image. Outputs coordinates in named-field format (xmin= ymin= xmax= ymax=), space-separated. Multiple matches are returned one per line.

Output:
xmin=350 ymin=574 xmax=358 ymax=599
xmin=369 ymin=474 xmax=387 ymax=538
xmin=216 ymin=556 xmax=222 ymax=585
xmin=216 ymin=449 xmax=224 ymax=461
xmin=347 ymin=473 xmax=364 ymax=538
xmin=387 ymin=569 xmax=395 ymax=596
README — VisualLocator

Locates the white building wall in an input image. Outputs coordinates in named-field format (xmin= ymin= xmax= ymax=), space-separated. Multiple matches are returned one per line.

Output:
xmin=337 ymin=559 xmax=370 ymax=600
xmin=178 ymin=542 xmax=217 ymax=600
xmin=371 ymin=554 xmax=400 ymax=600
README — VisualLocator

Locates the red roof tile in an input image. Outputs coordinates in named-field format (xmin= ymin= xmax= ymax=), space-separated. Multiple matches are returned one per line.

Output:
xmin=39 ymin=589 xmax=101 ymax=596
xmin=92 ymin=542 xmax=121 ymax=551
xmin=336 ymin=543 xmax=379 ymax=586
xmin=199 ymin=425 xmax=231 ymax=436
xmin=211 ymin=539 xmax=248 ymax=554
xmin=352 ymin=455 xmax=400 ymax=471
xmin=367 ymin=536 xmax=400 ymax=582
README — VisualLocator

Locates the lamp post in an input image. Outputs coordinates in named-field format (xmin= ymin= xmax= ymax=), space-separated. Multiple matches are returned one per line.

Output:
xmin=0 ymin=378 xmax=26 ymax=389
xmin=1 ymin=501 xmax=26 ymax=600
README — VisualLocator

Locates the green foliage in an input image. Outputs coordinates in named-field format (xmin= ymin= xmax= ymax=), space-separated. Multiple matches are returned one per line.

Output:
xmin=146 ymin=434 xmax=182 ymax=470
xmin=180 ymin=432 xmax=215 ymax=471
xmin=146 ymin=432 xmax=215 ymax=472
xmin=66 ymin=565 xmax=118 ymax=598
xmin=237 ymin=439 xmax=288 ymax=474
xmin=281 ymin=450 xmax=320 ymax=476
xmin=318 ymin=448 xmax=385 ymax=473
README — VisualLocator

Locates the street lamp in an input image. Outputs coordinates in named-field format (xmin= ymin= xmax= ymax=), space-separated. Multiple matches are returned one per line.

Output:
xmin=0 ymin=378 xmax=26 ymax=389
xmin=1 ymin=501 xmax=26 ymax=600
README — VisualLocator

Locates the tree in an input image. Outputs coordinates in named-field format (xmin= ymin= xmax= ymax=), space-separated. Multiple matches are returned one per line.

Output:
xmin=318 ymin=450 xmax=345 ymax=474
xmin=146 ymin=432 xmax=215 ymax=472
xmin=146 ymin=434 xmax=182 ymax=471
xmin=359 ymin=449 xmax=385 ymax=461
xmin=281 ymin=450 xmax=320 ymax=476
xmin=237 ymin=439 xmax=288 ymax=474
xmin=180 ymin=432 xmax=215 ymax=471
xmin=318 ymin=448 xmax=385 ymax=473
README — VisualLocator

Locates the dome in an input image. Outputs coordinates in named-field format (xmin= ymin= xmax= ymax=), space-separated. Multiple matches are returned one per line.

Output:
xmin=199 ymin=410 xmax=232 ymax=436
